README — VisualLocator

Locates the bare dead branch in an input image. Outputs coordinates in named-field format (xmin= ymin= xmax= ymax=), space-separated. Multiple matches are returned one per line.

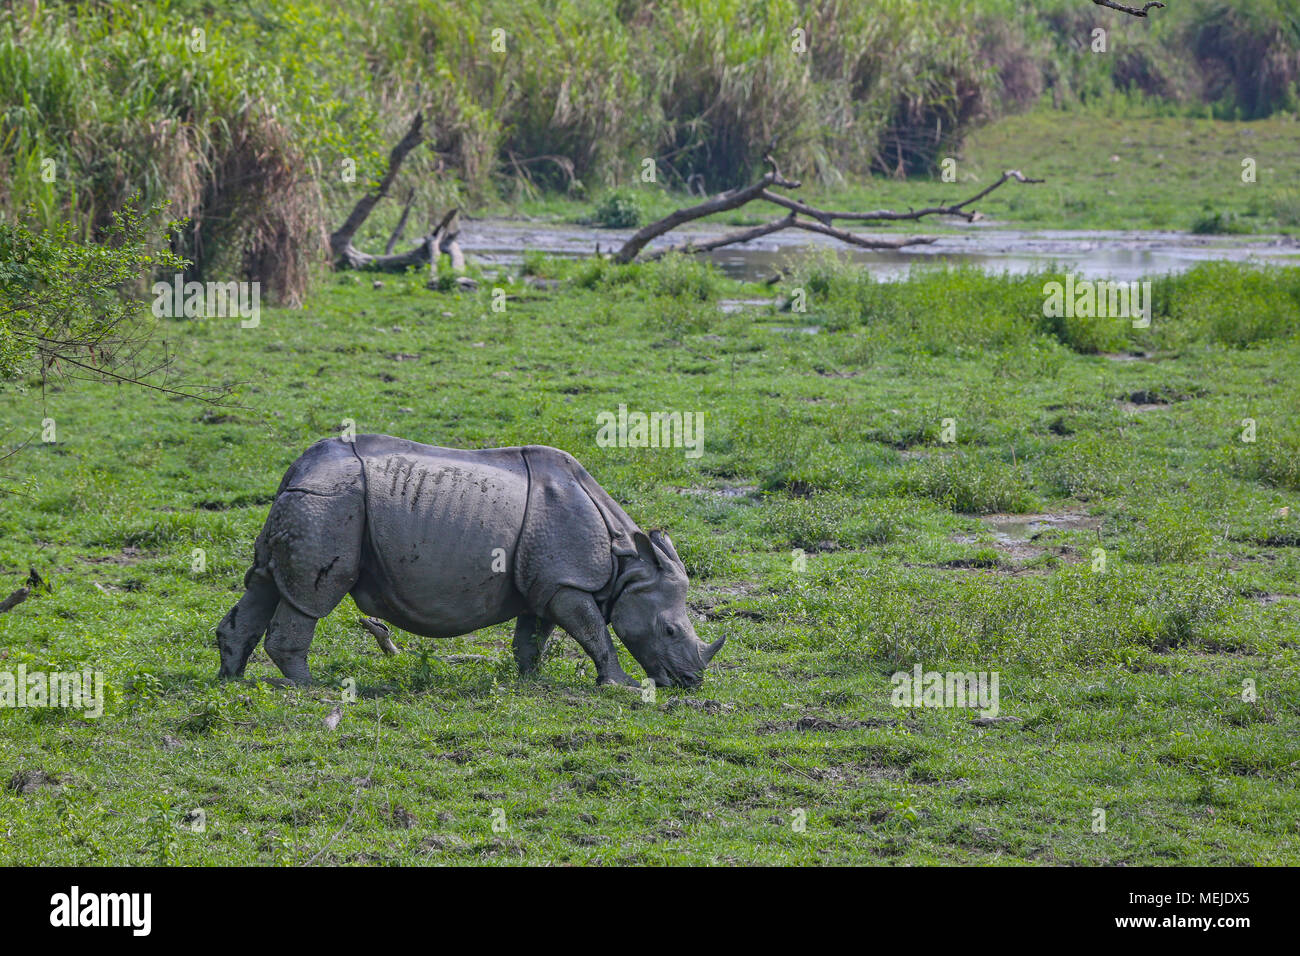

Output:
xmin=786 ymin=219 xmax=940 ymax=250
xmin=335 ymin=207 xmax=462 ymax=272
xmin=1091 ymin=0 xmax=1165 ymax=16
xmin=384 ymin=188 xmax=416 ymax=255
xmin=616 ymin=160 xmax=1041 ymax=264
xmin=760 ymin=169 xmax=1043 ymax=224
xmin=330 ymin=111 xmax=425 ymax=261
xmin=642 ymin=214 xmax=799 ymax=261
xmin=327 ymin=111 xmax=467 ymax=275
xmin=612 ymin=155 xmax=800 ymax=264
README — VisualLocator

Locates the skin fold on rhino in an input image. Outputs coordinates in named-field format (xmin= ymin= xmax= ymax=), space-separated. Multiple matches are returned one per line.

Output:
xmin=216 ymin=435 xmax=724 ymax=688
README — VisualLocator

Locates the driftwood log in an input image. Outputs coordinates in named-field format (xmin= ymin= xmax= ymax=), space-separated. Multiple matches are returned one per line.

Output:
xmin=328 ymin=111 xmax=465 ymax=276
xmin=612 ymin=156 xmax=1043 ymax=264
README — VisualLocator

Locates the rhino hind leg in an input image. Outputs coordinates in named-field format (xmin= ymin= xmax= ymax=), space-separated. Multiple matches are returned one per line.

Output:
xmin=216 ymin=566 xmax=279 ymax=679
xmin=264 ymin=601 xmax=319 ymax=685
xmin=221 ymin=448 xmax=365 ymax=683
xmin=512 ymin=614 xmax=556 ymax=676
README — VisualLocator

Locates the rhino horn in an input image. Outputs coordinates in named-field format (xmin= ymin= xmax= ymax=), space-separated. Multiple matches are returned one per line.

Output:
xmin=701 ymin=635 xmax=726 ymax=664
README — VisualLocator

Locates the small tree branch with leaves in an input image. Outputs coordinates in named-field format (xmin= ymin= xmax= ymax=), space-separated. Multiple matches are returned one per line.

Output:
xmin=0 ymin=197 xmax=236 ymax=436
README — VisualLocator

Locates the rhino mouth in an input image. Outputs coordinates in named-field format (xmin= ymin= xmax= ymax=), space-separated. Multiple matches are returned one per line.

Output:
xmin=654 ymin=670 xmax=702 ymax=689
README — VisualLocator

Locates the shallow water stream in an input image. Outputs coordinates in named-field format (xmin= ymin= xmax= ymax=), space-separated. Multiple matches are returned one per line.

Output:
xmin=462 ymin=218 xmax=1300 ymax=282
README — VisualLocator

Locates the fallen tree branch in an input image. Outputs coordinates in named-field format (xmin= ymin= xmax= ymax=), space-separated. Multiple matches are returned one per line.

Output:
xmin=1091 ymin=0 xmax=1165 ymax=16
xmin=328 ymin=111 xmax=467 ymax=274
xmin=384 ymin=189 xmax=416 ymax=255
xmin=0 ymin=586 xmax=29 ymax=613
xmin=612 ymin=155 xmax=800 ymax=264
xmin=0 ymin=570 xmax=45 ymax=614
xmin=642 ymin=214 xmax=799 ymax=261
xmin=759 ymin=169 xmax=1043 ymax=224
xmin=330 ymin=112 xmax=425 ymax=261
xmin=335 ymin=208 xmax=461 ymax=272
xmin=786 ymin=218 xmax=940 ymax=250
xmin=616 ymin=162 xmax=1042 ymax=264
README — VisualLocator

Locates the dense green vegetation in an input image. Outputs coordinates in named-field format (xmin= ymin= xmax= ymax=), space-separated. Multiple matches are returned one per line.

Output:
xmin=0 ymin=259 xmax=1296 ymax=864
xmin=4 ymin=0 xmax=1300 ymax=301
xmin=0 ymin=199 xmax=186 ymax=384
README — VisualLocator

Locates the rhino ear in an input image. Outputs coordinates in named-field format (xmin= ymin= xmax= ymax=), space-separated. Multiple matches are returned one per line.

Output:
xmin=649 ymin=530 xmax=685 ymax=572
xmin=616 ymin=532 xmax=660 ymax=596
xmin=631 ymin=530 xmax=658 ymax=565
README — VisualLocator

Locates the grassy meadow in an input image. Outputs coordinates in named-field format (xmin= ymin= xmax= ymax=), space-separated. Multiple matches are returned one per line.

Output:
xmin=1 ymin=257 xmax=1298 ymax=865
xmin=509 ymin=109 xmax=1300 ymax=236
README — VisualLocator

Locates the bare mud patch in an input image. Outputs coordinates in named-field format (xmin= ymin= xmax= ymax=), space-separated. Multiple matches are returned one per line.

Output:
xmin=982 ymin=512 xmax=1101 ymax=541
xmin=7 ymin=769 xmax=60 ymax=794
xmin=675 ymin=483 xmax=759 ymax=500
xmin=1119 ymin=399 xmax=1170 ymax=413
xmin=717 ymin=298 xmax=774 ymax=314
xmin=948 ymin=511 xmax=1099 ymax=567
xmin=81 ymin=547 xmax=155 ymax=565
xmin=757 ymin=714 xmax=898 ymax=734
xmin=1251 ymin=592 xmax=1298 ymax=606
xmin=663 ymin=698 xmax=735 ymax=715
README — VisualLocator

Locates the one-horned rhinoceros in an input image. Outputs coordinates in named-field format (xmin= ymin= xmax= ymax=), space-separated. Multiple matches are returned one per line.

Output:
xmin=216 ymin=435 xmax=724 ymax=687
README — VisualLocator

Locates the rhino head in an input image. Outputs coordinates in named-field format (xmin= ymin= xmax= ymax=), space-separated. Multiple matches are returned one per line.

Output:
xmin=608 ymin=530 xmax=725 ymax=688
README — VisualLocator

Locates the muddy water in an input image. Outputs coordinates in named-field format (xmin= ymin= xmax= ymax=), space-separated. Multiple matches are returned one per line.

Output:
xmin=462 ymin=218 xmax=1300 ymax=282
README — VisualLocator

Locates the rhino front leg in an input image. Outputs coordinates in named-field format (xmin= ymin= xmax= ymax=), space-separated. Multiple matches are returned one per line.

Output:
xmin=545 ymin=588 xmax=638 ymax=686
xmin=263 ymin=602 xmax=319 ymax=685
xmin=513 ymin=614 xmax=556 ymax=676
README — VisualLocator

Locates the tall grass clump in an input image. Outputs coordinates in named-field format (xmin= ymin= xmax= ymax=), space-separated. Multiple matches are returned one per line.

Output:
xmin=1147 ymin=263 xmax=1300 ymax=348
xmin=1231 ymin=433 xmax=1300 ymax=491
xmin=0 ymin=6 xmax=325 ymax=303
xmin=911 ymin=453 xmax=1037 ymax=514
xmin=6 ymin=0 xmax=1300 ymax=303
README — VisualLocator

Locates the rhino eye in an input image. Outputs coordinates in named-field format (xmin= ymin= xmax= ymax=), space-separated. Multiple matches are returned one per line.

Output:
xmin=665 ymin=624 xmax=676 ymax=637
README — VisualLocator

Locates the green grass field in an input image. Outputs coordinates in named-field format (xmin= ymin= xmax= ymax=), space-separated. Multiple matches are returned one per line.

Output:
xmin=1 ymin=256 xmax=1297 ymax=865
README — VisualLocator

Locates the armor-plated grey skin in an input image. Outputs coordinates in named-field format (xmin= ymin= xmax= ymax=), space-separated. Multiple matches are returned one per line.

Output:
xmin=216 ymin=435 xmax=724 ymax=688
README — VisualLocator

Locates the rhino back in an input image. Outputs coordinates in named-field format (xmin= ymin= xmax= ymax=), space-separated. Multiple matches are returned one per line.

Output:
xmin=351 ymin=435 xmax=529 ymax=637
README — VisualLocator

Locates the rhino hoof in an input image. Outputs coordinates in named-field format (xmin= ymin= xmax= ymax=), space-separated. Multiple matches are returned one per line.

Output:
xmin=597 ymin=673 xmax=640 ymax=688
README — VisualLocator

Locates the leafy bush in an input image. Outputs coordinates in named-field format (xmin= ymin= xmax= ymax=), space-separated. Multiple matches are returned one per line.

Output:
xmin=645 ymin=253 xmax=719 ymax=302
xmin=0 ymin=198 xmax=186 ymax=383
xmin=1126 ymin=502 xmax=1215 ymax=563
xmin=591 ymin=191 xmax=643 ymax=229
xmin=1190 ymin=210 xmax=1253 ymax=235
xmin=1233 ymin=434 xmax=1300 ymax=491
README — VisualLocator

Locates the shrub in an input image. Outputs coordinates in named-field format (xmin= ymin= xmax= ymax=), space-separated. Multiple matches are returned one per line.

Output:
xmin=591 ymin=190 xmax=643 ymax=229
xmin=914 ymin=454 xmax=1037 ymax=514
